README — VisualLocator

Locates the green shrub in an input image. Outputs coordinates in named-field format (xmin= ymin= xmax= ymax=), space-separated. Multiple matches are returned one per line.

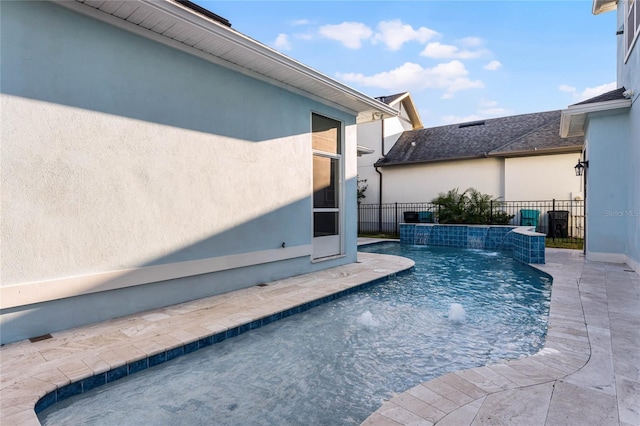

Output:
xmin=431 ymin=188 xmax=468 ymax=224
xmin=431 ymin=187 xmax=514 ymax=225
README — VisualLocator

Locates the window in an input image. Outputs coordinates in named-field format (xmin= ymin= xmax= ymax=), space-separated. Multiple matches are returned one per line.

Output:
xmin=626 ymin=0 xmax=640 ymax=61
xmin=311 ymin=113 xmax=342 ymax=258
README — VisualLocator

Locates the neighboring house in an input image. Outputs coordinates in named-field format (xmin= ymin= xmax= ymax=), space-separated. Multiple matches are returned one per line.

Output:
xmin=373 ymin=110 xmax=584 ymax=203
xmin=0 ymin=0 xmax=396 ymax=344
xmin=357 ymin=92 xmax=423 ymax=204
xmin=559 ymin=0 xmax=639 ymax=272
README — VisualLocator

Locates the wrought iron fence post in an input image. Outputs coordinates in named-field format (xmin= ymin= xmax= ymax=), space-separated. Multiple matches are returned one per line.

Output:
xmin=552 ymin=198 xmax=556 ymax=241
xmin=490 ymin=200 xmax=493 ymax=224
xmin=395 ymin=202 xmax=399 ymax=236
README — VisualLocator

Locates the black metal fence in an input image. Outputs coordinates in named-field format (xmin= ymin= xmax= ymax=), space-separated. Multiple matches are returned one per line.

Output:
xmin=358 ymin=199 xmax=584 ymax=244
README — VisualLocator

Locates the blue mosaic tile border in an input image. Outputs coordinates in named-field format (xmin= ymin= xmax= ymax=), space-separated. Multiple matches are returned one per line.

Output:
xmin=399 ymin=224 xmax=544 ymax=264
xmin=34 ymin=265 xmax=415 ymax=416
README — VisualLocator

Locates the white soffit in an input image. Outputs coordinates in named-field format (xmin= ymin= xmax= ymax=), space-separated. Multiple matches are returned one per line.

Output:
xmin=356 ymin=145 xmax=375 ymax=156
xmin=53 ymin=0 xmax=397 ymax=121
xmin=560 ymin=98 xmax=631 ymax=138
xmin=592 ymin=0 xmax=617 ymax=15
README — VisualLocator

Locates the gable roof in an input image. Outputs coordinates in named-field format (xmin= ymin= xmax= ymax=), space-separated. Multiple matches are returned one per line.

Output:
xmin=560 ymin=87 xmax=632 ymax=137
xmin=375 ymin=92 xmax=424 ymax=129
xmin=56 ymin=0 xmax=397 ymax=123
xmin=376 ymin=110 xmax=583 ymax=167
xmin=376 ymin=93 xmax=408 ymax=105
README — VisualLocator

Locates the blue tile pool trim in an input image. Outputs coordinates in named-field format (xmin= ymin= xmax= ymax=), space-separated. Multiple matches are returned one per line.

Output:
xmin=400 ymin=224 xmax=545 ymax=264
xmin=34 ymin=265 xmax=415 ymax=416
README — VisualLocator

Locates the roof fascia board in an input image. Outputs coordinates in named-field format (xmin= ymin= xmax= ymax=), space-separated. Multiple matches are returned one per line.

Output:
xmin=566 ymin=98 xmax=632 ymax=114
xmin=376 ymin=155 xmax=494 ymax=168
xmin=402 ymin=95 xmax=424 ymax=129
xmin=387 ymin=93 xmax=423 ymax=129
xmin=560 ymin=98 xmax=631 ymax=137
xmin=52 ymin=0 xmax=397 ymax=118
xmin=488 ymin=146 xmax=583 ymax=158
xmin=386 ymin=92 xmax=410 ymax=107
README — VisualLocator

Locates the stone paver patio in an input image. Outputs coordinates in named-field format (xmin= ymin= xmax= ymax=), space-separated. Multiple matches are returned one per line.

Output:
xmin=0 ymin=244 xmax=638 ymax=425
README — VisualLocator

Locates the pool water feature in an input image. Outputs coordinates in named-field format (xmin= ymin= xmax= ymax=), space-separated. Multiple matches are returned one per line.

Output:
xmin=38 ymin=243 xmax=552 ymax=425
xmin=401 ymin=224 xmax=546 ymax=264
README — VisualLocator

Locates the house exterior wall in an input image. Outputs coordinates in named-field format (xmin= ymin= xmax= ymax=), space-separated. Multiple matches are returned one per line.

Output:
xmin=582 ymin=3 xmax=640 ymax=271
xmin=584 ymin=111 xmax=630 ymax=261
xmin=618 ymin=4 xmax=640 ymax=271
xmin=356 ymin=116 xmax=411 ymax=204
xmin=0 ymin=1 xmax=358 ymax=343
xmin=504 ymin=153 xmax=583 ymax=201
xmin=380 ymin=158 xmax=504 ymax=203
xmin=357 ymin=120 xmax=383 ymax=204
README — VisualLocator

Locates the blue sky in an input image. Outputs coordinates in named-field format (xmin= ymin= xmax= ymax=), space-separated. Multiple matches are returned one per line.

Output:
xmin=199 ymin=1 xmax=617 ymax=127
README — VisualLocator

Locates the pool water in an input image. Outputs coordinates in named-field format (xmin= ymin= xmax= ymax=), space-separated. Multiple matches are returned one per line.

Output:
xmin=39 ymin=243 xmax=551 ymax=425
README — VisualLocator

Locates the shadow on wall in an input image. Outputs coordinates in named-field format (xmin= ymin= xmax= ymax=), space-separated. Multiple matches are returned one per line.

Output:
xmin=0 ymin=0 xmax=360 ymax=344
xmin=0 ymin=0 xmax=322 ymax=143
xmin=0 ymin=184 xmax=358 ymax=345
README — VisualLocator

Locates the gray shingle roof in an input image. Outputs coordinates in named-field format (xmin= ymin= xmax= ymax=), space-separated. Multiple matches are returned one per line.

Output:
xmin=375 ymin=93 xmax=407 ymax=105
xmin=376 ymin=110 xmax=583 ymax=167
xmin=572 ymin=87 xmax=626 ymax=106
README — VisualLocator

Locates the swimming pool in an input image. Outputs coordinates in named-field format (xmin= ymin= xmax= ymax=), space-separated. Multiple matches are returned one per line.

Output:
xmin=38 ymin=243 xmax=551 ymax=425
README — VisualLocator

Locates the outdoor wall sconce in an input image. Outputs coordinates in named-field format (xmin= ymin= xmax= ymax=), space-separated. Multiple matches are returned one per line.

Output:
xmin=575 ymin=159 xmax=589 ymax=176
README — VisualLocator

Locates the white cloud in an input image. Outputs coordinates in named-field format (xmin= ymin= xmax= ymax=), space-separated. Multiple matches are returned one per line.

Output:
xmin=559 ymin=82 xmax=616 ymax=102
xmin=579 ymin=82 xmax=616 ymax=100
xmin=337 ymin=60 xmax=484 ymax=97
xmin=441 ymin=99 xmax=512 ymax=124
xmin=459 ymin=37 xmax=483 ymax=47
xmin=483 ymin=60 xmax=502 ymax=71
xmin=558 ymin=84 xmax=576 ymax=93
xmin=421 ymin=42 xmax=489 ymax=59
xmin=274 ymin=34 xmax=292 ymax=51
xmin=373 ymin=19 xmax=439 ymax=50
xmin=318 ymin=22 xmax=373 ymax=49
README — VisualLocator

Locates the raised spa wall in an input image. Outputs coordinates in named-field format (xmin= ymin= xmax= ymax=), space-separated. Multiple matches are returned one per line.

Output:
xmin=400 ymin=224 xmax=546 ymax=264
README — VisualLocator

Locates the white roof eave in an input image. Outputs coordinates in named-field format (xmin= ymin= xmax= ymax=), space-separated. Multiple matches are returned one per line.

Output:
xmin=592 ymin=0 xmax=617 ymax=15
xmin=560 ymin=98 xmax=631 ymax=138
xmin=52 ymin=0 xmax=398 ymax=120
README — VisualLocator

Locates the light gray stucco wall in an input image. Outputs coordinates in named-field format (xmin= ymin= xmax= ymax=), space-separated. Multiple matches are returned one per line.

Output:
xmin=0 ymin=1 xmax=358 ymax=343
xmin=584 ymin=111 xmax=630 ymax=257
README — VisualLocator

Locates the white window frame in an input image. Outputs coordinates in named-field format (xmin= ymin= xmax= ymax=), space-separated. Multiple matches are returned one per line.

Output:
xmin=310 ymin=113 xmax=345 ymax=260
xmin=625 ymin=0 xmax=640 ymax=62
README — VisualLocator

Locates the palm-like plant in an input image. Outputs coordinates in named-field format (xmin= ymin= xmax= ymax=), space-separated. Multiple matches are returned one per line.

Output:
xmin=431 ymin=187 xmax=513 ymax=224
xmin=431 ymin=188 xmax=469 ymax=224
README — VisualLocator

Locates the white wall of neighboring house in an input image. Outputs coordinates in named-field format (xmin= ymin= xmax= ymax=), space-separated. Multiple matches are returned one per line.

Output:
xmin=357 ymin=120 xmax=383 ymax=204
xmin=357 ymin=115 xmax=412 ymax=204
xmin=504 ymin=153 xmax=584 ymax=201
xmin=380 ymin=158 xmax=505 ymax=203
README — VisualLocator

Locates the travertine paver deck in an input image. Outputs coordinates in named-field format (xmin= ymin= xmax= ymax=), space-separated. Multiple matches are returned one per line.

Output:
xmin=363 ymin=248 xmax=640 ymax=426
xmin=1 ymin=246 xmax=638 ymax=426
